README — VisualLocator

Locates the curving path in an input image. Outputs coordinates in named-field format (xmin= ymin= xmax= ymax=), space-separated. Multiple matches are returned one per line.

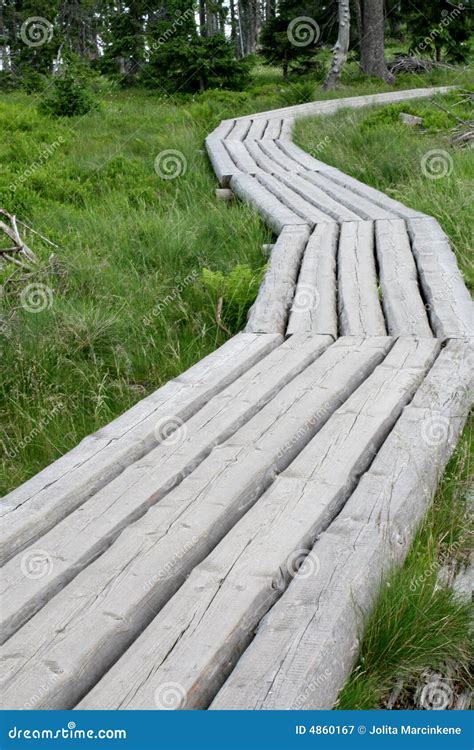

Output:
xmin=1 ymin=88 xmax=472 ymax=711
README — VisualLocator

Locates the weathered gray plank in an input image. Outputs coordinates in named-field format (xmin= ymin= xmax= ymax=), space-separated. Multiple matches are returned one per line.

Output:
xmin=0 ymin=335 xmax=332 ymax=643
xmin=244 ymin=118 xmax=268 ymax=141
xmin=280 ymin=118 xmax=294 ymax=140
xmin=375 ymin=219 xmax=433 ymax=337
xmin=287 ymin=223 xmax=339 ymax=337
xmin=338 ymin=221 xmax=387 ymax=336
xmin=275 ymin=172 xmax=362 ymax=222
xmin=0 ymin=338 xmax=392 ymax=710
xmin=261 ymin=118 xmax=282 ymax=140
xmin=205 ymin=136 xmax=242 ymax=187
xmin=246 ymin=225 xmax=310 ymax=334
xmin=226 ymin=119 xmax=252 ymax=141
xmin=407 ymin=217 xmax=474 ymax=338
xmin=256 ymin=173 xmax=336 ymax=226
xmin=300 ymin=170 xmax=396 ymax=220
xmin=211 ymin=339 xmax=471 ymax=710
xmin=230 ymin=173 xmax=308 ymax=233
xmin=223 ymin=141 xmax=262 ymax=174
xmin=207 ymin=119 xmax=235 ymax=140
xmin=243 ymin=139 xmax=290 ymax=178
xmin=257 ymin=139 xmax=305 ymax=172
xmin=0 ymin=333 xmax=281 ymax=567
xmin=78 ymin=338 xmax=437 ymax=710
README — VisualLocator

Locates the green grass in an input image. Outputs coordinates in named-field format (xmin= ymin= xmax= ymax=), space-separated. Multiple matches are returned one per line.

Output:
xmin=336 ymin=418 xmax=473 ymax=710
xmin=1 ymin=64 xmax=472 ymax=493
xmin=295 ymin=88 xmax=474 ymax=289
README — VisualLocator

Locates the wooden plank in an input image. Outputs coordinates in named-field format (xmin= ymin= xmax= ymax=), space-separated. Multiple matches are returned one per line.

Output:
xmin=243 ymin=140 xmax=290 ymax=178
xmin=338 ymin=221 xmax=387 ymax=336
xmin=300 ymin=170 xmax=395 ymax=220
xmin=207 ymin=119 xmax=235 ymax=140
xmin=274 ymin=172 xmax=362 ymax=222
xmin=230 ymin=173 xmax=308 ymax=234
xmin=0 ymin=335 xmax=333 ymax=643
xmin=225 ymin=119 xmax=252 ymax=141
xmin=212 ymin=340 xmax=470 ymax=710
xmin=244 ymin=119 xmax=268 ymax=141
xmin=407 ymin=217 xmax=474 ymax=338
xmin=205 ymin=137 xmax=242 ymax=187
xmin=280 ymin=118 xmax=294 ymax=141
xmin=375 ymin=219 xmax=433 ymax=337
xmin=0 ymin=333 xmax=281 ymax=566
xmin=275 ymin=139 xmax=340 ymax=173
xmin=246 ymin=226 xmax=310 ymax=334
xmin=287 ymin=224 xmax=339 ymax=337
xmin=223 ymin=141 xmax=262 ymax=174
xmin=257 ymin=139 xmax=304 ymax=172
xmin=261 ymin=118 xmax=282 ymax=140
xmin=78 ymin=338 xmax=438 ymax=710
xmin=0 ymin=338 xmax=393 ymax=710
xmin=256 ymin=173 xmax=336 ymax=226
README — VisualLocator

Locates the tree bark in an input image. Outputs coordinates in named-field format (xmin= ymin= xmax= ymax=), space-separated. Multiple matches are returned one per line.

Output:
xmin=324 ymin=0 xmax=351 ymax=89
xmin=359 ymin=0 xmax=394 ymax=82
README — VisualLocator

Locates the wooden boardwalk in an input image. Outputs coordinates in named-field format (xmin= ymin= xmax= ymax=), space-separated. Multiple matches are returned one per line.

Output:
xmin=1 ymin=88 xmax=472 ymax=711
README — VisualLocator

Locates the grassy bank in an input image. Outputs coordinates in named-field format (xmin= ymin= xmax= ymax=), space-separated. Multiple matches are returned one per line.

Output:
xmin=336 ymin=417 xmax=473 ymax=710
xmin=1 ymin=66 xmax=472 ymax=493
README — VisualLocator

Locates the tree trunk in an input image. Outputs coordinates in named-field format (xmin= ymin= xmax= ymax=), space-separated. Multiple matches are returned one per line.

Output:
xmin=360 ymin=0 xmax=394 ymax=82
xmin=324 ymin=0 xmax=350 ymax=89
xmin=199 ymin=0 xmax=206 ymax=36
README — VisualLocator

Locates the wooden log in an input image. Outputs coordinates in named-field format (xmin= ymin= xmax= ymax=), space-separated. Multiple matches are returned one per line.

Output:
xmin=261 ymin=118 xmax=282 ymax=140
xmin=215 ymin=188 xmax=233 ymax=201
xmin=223 ymin=141 xmax=262 ymax=175
xmin=407 ymin=217 xmax=474 ymax=338
xmin=0 ymin=338 xmax=392 ymax=710
xmin=375 ymin=218 xmax=433 ymax=337
xmin=280 ymin=118 xmax=294 ymax=141
xmin=225 ymin=119 xmax=252 ymax=141
xmin=244 ymin=119 xmax=268 ymax=141
xmin=257 ymin=139 xmax=305 ymax=172
xmin=207 ymin=120 xmax=235 ymax=140
xmin=0 ymin=334 xmax=333 ymax=643
xmin=338 ymin=221 xmax=387 ymax=336
xmin=205 ymin=137 xmax=242 ymax=187
xmin=243 ymin=140 xmax=290 ymax=178
xmin=78 ymin=338 xmax=437 ymax=710
xmin=246 ymin=225 xmax=310 ymax=334
xmin=300 ymin=170 xmax=396 ymax=220
xmin=0 ymin=333 xmax=280 ymax=566
xmin=274 ymin=172 xmax=362 ymax=222
xmin=287 ymin=223 xmax=339 ymax=337
xmin=256 ymin=173 xmax=336 ymax=227
xmin=212 ymin=339 xmax=470 ymax=710
xmin=229 ymin=174 xmax=308 ymax=234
